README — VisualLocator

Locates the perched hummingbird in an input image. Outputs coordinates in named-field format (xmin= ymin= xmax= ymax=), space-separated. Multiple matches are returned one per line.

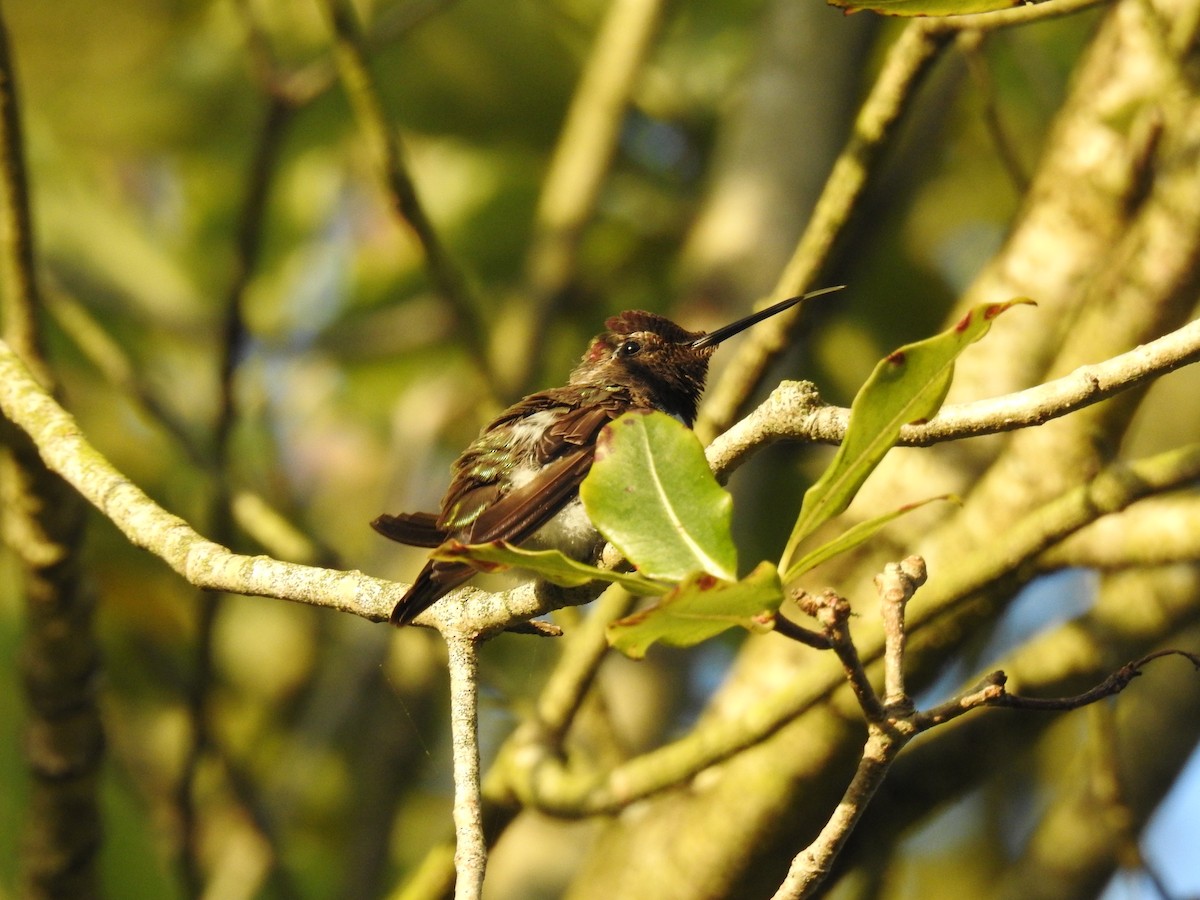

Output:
xmin=372 ymin=287 xmax=842 ymax=626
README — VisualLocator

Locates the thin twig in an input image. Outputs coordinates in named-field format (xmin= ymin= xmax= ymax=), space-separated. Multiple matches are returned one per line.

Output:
xmin=989 ymin=649 xmax=1200 ymax=711
xmin=771 ymin=612 xmax=833 ymax=650
xmin=877 ymin=557 xmax=926 ymax=711
xmin=399 ymin=585 xmax=636 ymax=897
xmin=445 ymin=634 xmax=486 ymax=899
xmin=771 ymin=555 xmax=1199 ymax=900
xmin=176 ymin=89 xmax=295 ymax=895
xmin=794 ymin=589 xmax=887 ymax=723
xmin=42 ymin=288 xmax=210 ymax=468
xmin=958 ymin=30 xmax=1029 ymax=194
xmin=772 ymin=558 xmax=930 ymax=899
xmin=0 ymin=5 xmax=47 ymax=382
xmin=771 ymin=726 xmax=907 ymax=900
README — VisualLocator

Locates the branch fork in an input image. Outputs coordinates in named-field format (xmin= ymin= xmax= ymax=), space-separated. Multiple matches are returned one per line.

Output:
xmin=769 ymin=556 xmax=1199 ymax=900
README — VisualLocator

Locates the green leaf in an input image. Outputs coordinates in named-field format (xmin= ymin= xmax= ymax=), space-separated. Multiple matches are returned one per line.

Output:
xmin=781 ymin=495 xmax=955 ymax=583
xmin=782 ymin=300 xmax=1033 ymax=569
xmin=430 ymin=541 xmax=669 ymax=595
xmin=829 ymin=0 xmax=1023 ymax=16
xmin=581 ymin=411 xmax=737 ymax=582
xmin=607 ymin=561 xmax=783 ymax=659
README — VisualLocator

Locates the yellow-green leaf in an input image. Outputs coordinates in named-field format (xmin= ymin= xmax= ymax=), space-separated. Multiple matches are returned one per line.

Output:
xmin=581 ymin=411 xmax=737 ymax=581
xmin=607 ymin=561 xmax=783 ymax=659
xmin=782 ymin=300 xmax=1033 ymax=570
xmin=781 ymin=495 xmax=955 ymax=583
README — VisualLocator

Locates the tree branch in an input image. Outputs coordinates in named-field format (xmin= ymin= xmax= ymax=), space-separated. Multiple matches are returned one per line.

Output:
xmin=0 ymin=338 xmax=609 ymax=637
xmin=1036 ymin=494 xmax=1200 ymax=570
xmin=707 ymin=316 xmax=1200 ymax=479
xmin=0 ymin=7 xmax=100 ymax=896
xmin=446 ymin=634 xmax=485 ymax=899
xmin=0 ymin=341 xmax=393 ymax=616
xmin=771 ymin=559 xmax=1196 ymax=900
xmin=0 ymin=4 xmax=45 ymax=380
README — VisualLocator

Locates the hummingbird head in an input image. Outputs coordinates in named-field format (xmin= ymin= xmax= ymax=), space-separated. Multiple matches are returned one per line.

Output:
xmin=569 ymin=286 xmax=844 ymax=426
xmin=570 ymin=311 xmax=711 ymax=425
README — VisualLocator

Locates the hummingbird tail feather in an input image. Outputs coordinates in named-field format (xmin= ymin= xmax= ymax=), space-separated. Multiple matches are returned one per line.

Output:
xmin=371 ymin=511 xmax=446 ymax=548
xmin=390 ymin=561 xmax=474 ymax=626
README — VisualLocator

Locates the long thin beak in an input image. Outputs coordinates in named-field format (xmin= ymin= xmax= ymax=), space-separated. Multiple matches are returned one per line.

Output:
xmin=690 ymin=285 xmax=845 ymax=350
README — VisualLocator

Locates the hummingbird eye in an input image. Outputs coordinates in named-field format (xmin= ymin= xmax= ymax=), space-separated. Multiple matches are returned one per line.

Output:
xmin=616 ymin=339 xmax=641 ymax=358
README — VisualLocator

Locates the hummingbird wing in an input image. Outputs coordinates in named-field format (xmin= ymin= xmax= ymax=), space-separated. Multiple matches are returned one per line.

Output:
xmin=386 ymin=391 xmax=629 ymax=625
xmin=370 ymin=392 xmax=607 ymax=550
xmin=440 ymin=393 xmax=621 ymax=544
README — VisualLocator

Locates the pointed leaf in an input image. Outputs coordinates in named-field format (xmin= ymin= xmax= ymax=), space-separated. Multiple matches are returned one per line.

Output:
xmin=782 ymin=300 xmax=1033 ymax=568
xmin=431 ymin=541 xmax=669 ymax=595
xmin=781 ymin=495 xmax=956 ymax=583
xmin=607 ymin=561 xmax=783 ymax=659
xmin=581 ymin=411 xmax=737 ymax=582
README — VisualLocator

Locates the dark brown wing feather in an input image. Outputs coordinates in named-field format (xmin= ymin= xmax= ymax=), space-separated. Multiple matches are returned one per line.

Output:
xmin=390 ymin=450 xmax=595 ymax=626
xmin=385 ymin=392 xmax=630 ymax=626
xmin=463 ymin=446 xmax=596 ymax=545
xmin=442 ymin=400 xmax=618 ymax=541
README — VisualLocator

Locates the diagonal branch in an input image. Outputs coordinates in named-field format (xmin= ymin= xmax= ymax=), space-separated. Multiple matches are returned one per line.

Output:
xmin=697 ymin=0 xmax=1108 ymax=442
xmin=0 ymin=339 xmax=587 ymax=635
xmin=0 ymin=4 xmax=46 ymax=379
xmin=320 ymin=0 xmax=495 ymax=387
xmin=695 ymin=20 xmax=952 ymax=442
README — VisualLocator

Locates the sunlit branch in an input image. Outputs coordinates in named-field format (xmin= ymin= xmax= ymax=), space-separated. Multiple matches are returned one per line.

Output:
xmin=706 ymin=317 xmax=1200 ymax=480
xmin=447 ymin=634 xmax=486 ymax=900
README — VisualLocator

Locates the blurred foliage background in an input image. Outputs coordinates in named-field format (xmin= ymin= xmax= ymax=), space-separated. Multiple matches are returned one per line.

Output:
xmin=1 ymin=0 xmax=1198 ymax=898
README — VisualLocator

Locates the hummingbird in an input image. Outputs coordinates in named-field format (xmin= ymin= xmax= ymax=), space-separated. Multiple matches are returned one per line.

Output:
xmin=372 ymin=286 xmax=842 ymax=626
